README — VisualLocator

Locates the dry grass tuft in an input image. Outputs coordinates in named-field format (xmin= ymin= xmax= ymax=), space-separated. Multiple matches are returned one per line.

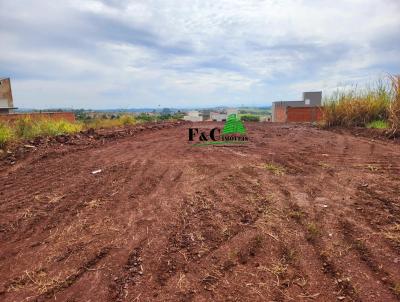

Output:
xmin=384 ymin=224 xmax=400 ymax=245
xmin=7 ymin=269 xmax=64 ymax=294
xmin=306 ymin=222 xmax=320 ymax=242
xmin=393 ymin=283 xmax=400 ymax=296
xmin=264 ymin=162 xmax=285 ymax=176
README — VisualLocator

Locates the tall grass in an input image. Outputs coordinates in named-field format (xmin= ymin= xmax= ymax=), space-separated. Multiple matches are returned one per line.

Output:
xmin=0 ymin=122 xmax=13 ymax=148
xmin=13 ymin=118 xmax=82 ymax=139
xmin=0 ymin=114 xmax=141 ymax=148
xmin=0 ymin=118 xmax=82 ymax=148
xmin=322 ymin=76 xmax=400 ymax=137
xmin=388 ymin=75 xmax=400 ymax=136
xmin=322 ymin=80 xmax=392 ymax=127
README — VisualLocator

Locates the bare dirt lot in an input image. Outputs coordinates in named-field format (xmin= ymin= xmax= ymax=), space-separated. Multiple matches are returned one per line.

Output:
xmin=1 ymin=122 xmax=400 ymax=302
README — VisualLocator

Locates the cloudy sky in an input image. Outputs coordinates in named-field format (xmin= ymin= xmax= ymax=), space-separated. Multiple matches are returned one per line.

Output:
xmin=0 ymin=0 xmax=399 ymax=109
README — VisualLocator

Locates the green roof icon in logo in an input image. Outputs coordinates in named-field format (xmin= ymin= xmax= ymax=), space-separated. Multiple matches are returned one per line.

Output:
xmin=222 ymin=114 xmax=246 ymax=135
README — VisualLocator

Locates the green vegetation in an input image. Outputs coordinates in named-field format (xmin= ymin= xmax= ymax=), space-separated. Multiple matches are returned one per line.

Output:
xmin=240 ymin=114 xmax=260 ymax=122
xmin=323 ymin=80 xmax=391 ymax=127
xmin=84 ymin=114 xmax=137 ymax=129
xmin=0 ymin=110 xmax=185 ymax=149
xmin=0 ymin=122 xmax=13 ymax=148
xmin=13 ymin=118 xmax=82 ymax=139
xmin=238 ymin=107 xmax=271 ymax=122
xmin=239 ymin=107 xmax=271 ymax=115
xmin=135 ymin=113 xmax=156 ymax=122
xmin=322 ymin=75 xmax=400 ymax=137
xmin=366 ymin=120 xmax=389 ymax=129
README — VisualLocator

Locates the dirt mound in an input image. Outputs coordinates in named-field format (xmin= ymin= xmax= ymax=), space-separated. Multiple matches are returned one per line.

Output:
xmin=325 ymin=126 xmax=400 ymax=144
xmin=1 ymin=122 xmax=400 ymax=301
xmin=0 ymin=121 xmax=187 ymax=168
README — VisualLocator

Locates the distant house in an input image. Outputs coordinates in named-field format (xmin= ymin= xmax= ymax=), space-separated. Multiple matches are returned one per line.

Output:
xmin=183 ymin=110 xmax=203 ymax=122
xmin=210 ymin=112 xmax=227 ymax=122
xmin=272 ymin=91 xmax=322 ymax=123
xmin=226 ymin=108 xmax=239 ymax=116
xmin=0 ymin=78 xmax=17 ymax=114
xmin=199 ymin=109 xmax=211 ymax=120
xmin=210 ymin=108 xmax=238 ymax=122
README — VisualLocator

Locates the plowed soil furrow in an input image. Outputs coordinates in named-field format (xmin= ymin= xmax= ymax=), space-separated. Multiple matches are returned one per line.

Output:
xmin=1 ymin=122 xmax=400 ymax=301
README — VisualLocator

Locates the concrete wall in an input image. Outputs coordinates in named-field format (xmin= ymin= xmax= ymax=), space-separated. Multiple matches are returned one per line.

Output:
xmin=286 ymin=107 xmax=323 ymax=122
xmin=303 ymin=91 xmax=322 ymax=106
xmin=272 ymin=102 xmax=289 ymax=122
xmin=0 ymin=78 xmax=14 ymax=113
xmin=0 ymin=112 xmax=76 ymax=123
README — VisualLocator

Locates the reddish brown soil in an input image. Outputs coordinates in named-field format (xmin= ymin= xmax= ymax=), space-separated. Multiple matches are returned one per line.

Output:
xmin=1 ymin=122 xmax=400 ymax=302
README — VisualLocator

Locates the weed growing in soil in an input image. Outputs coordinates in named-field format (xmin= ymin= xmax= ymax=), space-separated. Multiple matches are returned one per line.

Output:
xmin=318 ymin=162 xmax=331 ymax=169
xmin=269 ymin=260 xmax=288 ymax=277
xmin=306 ymin=222 xmax=320 ymax=242
xmin=280 ymin=245 xmax=297 ymax=265
xmin=264 ymin=162 xmax=285 ymax=176
xmin=288 ymin=209 xmax=303 ymax=222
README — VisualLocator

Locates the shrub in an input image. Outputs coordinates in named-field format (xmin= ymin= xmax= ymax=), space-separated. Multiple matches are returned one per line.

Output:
xmin=118 ymin=114 xmax=136 ymax=126
xmin=240 ymin=114 xmax=260 ymax=122
xmin=0 ymin=122 xmax=13 ymax=148
xmin=84 ymin=115 xmax=136 ymax=129
xmin=136 ymin=113 xmax=156 ymax=122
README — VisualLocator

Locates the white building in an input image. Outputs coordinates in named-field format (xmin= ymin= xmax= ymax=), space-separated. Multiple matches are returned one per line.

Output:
xmin=210 ymin=112 xmax=227 ymax=122
xmin=183 ymin=110 xmax=203 ymax=122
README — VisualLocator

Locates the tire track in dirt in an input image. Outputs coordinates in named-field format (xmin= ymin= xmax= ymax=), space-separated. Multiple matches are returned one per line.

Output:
xmin=339 ymin=220 xmax=400 ymax=300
